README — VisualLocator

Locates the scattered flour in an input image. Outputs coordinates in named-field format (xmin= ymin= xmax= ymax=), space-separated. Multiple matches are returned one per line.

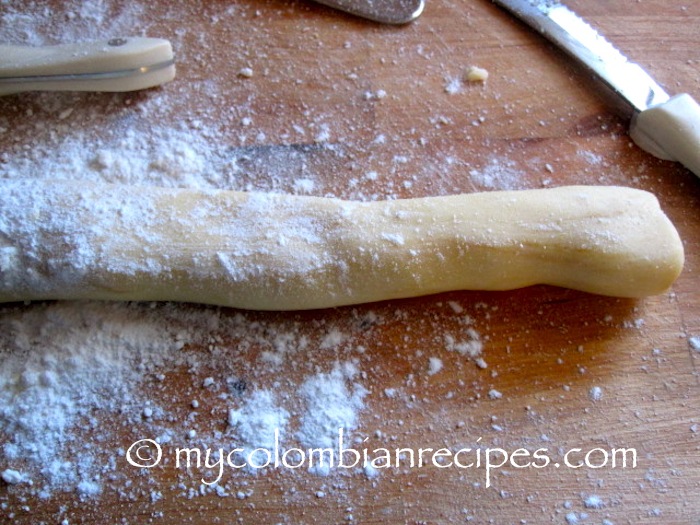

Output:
xmin=488 ymin=389 xmax=503 ymax=400
xmin=589 ymin=386 xmax=603 ymax=402
xmin=444 ymin=76 xmax=462 ymax=95
xmin=469 ymin=157 xmax=525 ymax=190
xmin=0 ymin=302 xmax=372 ymax=497
xmin=296 ymin=363 xmax=367 ymax=451
xmin=0 ymin=126 xmax=226 ymax=189
xmin=565 ymin=511 xmax=580 ymax=524
xmin=0 ymin=302 xmax=171 ymax=495
xmin=689 ymin=336 xmax=700 ymax=352
xmin=1 ymin=469 xmax=30 ymax=486
xmin=444 ymin=327 xmax=483 ymax=360
xmin=227 ymin=390 xmax=289 ymax=466
xmin=0 ymin=0 xmax=146 ymax=46
xmin=583 ymin=494 xmax=604 ymax=509
xmin=427 ymin=357 xmax=444 ymax=376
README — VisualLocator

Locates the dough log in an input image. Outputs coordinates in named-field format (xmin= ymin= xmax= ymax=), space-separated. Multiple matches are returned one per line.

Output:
xmin=0 ymin=180 xmax=684 ymax=310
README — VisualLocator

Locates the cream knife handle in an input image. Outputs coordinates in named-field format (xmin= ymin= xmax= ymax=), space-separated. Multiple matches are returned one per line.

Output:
xmin=630 ymin=93 xmax=700 ymax=178
xmin=0 ymin=37 xmax=175 ymax=95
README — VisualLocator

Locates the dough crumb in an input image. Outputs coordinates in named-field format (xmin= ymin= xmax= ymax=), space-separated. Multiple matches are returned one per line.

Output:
xmin=465 ymin=65 xmax=489 ymax=82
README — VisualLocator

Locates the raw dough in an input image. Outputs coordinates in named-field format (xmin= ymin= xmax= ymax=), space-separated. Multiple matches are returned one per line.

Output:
xmin=465 ymin=66 xmax=489 ymax=82
xmin=0 ymin=180 xmax=684 ymax=310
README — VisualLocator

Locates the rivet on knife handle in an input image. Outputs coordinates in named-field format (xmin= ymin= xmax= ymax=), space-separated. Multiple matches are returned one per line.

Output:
xmin=492 ymin=0 xmax=700 ymax=179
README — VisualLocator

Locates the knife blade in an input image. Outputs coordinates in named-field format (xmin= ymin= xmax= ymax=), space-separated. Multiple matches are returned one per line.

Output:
xmin=313 ymin=0 xmax=424 ymax=24
xmin=492 ymin=0 xmax=700 ymax=179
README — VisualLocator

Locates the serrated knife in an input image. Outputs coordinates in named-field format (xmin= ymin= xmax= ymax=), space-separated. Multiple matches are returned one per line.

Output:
xmin=492 ymin=0 xmax=700 ymax=179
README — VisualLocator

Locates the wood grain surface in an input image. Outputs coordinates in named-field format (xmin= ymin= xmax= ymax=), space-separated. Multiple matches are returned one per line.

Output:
xmin=0 ymin=0 xmax=699 ymax=524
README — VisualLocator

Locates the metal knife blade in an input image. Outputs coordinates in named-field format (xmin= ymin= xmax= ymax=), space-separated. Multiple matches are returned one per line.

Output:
xmin=313 ymin=0 xmax=424 ymax=24
xmin=492 ymin=0 xmax=700 ymax=178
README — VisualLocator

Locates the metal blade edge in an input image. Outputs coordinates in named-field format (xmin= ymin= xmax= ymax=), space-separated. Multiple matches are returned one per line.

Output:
xmin=492 ymin=0 xmax=669 ymax=112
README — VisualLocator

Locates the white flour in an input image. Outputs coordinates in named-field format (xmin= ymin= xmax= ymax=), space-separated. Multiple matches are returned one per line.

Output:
xmin=0 ymin=126 xmax=225 ymax=189
xmin=0 ymin=301 xmax=376 ymax=497
xmin=0 ymin=302 xmax=183 ymax=497
xmin=296 ymin=363 xmax=367 ymax=450
xmin=0 ymin=297 xmax=482 ymax=498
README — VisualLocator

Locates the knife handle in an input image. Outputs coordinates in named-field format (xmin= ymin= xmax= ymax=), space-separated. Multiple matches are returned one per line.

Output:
xmin=0 ymin=37 xmax=175 ymax=96
xmin=630 ymin=93 xmax=700 ymax=179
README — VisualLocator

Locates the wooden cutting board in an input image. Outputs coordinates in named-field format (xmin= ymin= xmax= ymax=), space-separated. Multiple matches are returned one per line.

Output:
xmin=0 ymin=0 xmax=698 ymax=523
